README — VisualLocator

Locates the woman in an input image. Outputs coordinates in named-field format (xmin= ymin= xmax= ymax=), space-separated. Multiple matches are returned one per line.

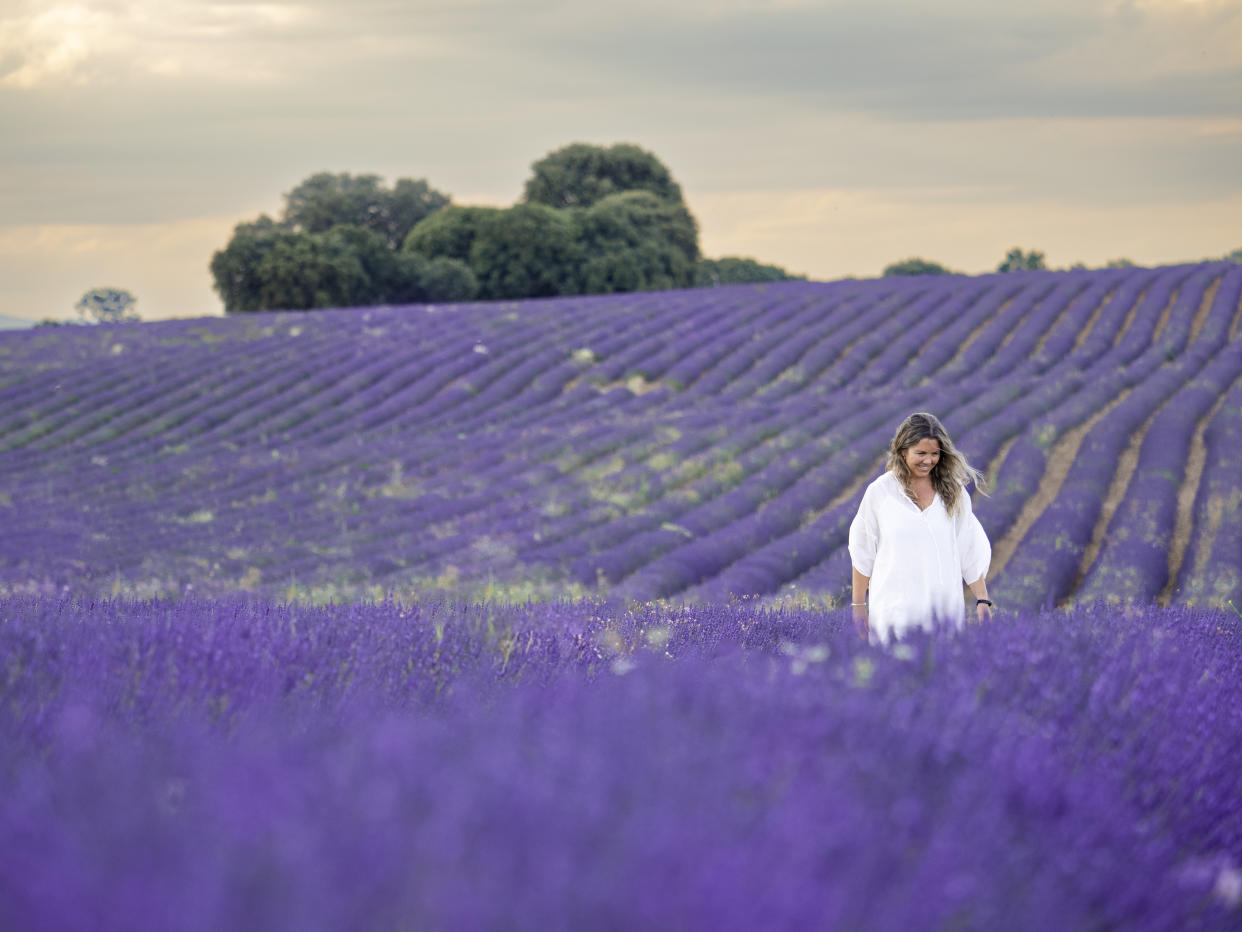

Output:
xmin=848 ymin=412 xmax=992 ymax=643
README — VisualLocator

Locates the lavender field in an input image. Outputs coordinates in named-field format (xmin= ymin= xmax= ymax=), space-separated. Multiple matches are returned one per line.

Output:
xmin=3 ymin=263 xmax=1242 ymax=929
xmin=2 ymin=261 xmax=1241 ymax=609
xmin=2 ymin=597 xmax=1241 ymax=930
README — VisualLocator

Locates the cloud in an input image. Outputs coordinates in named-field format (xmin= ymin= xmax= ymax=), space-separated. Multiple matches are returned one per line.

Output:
xmin=6 ymin=1 xmax=1239 ymax=113
xmin=511 ymin=0 xmax=1242 ymax=121
xmin=0 ymin=1 xmax=317 ymax=88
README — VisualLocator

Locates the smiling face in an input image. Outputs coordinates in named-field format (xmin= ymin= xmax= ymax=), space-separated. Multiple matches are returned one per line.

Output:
xmin=903 ymin=437 xmax=941 ymax=479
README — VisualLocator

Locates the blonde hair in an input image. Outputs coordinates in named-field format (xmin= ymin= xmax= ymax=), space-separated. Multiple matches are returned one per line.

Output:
xmin=887 ymin=412 xmax=986 ymax=515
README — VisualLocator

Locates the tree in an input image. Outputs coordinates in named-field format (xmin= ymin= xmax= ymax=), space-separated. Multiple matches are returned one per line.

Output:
xmin=408 ymin=203 xmax=580 ymax=300
xmin=210 ymin=216 xmax=287 ymax=312
xmin=214 ymin=143 xmax=709 ymax=309
xmin=882 ymin=257 xmax=953 ymax=277
xmin=997 ymin=247 xmax=1047 ymax=273
xmin=418 ymin=257 xmax=480 ymax=303
xmin=211 ymin=220 xmax=477 ymax=312
xmin=76 ymin=287 xmax=139 ymax=323
xmin=403 ymin=206 xmax=502 ymax=265
xmin=576 ymin=191 xmax=700 ymax=294
xmin=523 ymin=142 xmax=686 ymax=209
xmin=696 ymin=256 xmax=803 ymax=286
xmin=1105 ymin=258 xmax=1135 ymax=269
xmin=407 ymin=192 xmax=701 ymax=299
xmin=251 ymin=229 xmax=370 ymax=311
xmin=1225 ymin=248 xmax=1242 ymax=264
xmin=283 ymin=172 xmax=451 ymax=249
xmin=468 ymin=204 xmax=583 ymax=300
xmin=320 ymin=224 xmax=422 ymax=304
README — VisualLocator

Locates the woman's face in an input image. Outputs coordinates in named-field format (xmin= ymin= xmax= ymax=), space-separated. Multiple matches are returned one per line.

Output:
xmin=903 ymin=437 xmax=941 ymax=479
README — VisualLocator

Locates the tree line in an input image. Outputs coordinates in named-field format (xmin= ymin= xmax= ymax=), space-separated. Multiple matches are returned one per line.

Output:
xmin=882 ymin=247 xmax=1242 ymax=278
xmin=883 ymin=249 xmax=1053 ymax=277
xmin=210 ymin=143 xmax=801 ymax=313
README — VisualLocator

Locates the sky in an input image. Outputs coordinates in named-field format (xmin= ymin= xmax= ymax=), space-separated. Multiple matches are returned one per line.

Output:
xmin=1 ymin=0 xmax=1240 ymax=322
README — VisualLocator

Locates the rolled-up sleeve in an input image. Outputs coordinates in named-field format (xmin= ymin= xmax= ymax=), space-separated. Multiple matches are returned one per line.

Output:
xmin=956 ymin=490 xmax=991 ymax=584
xmin=848 ymin=486 xmax=880 ymax=577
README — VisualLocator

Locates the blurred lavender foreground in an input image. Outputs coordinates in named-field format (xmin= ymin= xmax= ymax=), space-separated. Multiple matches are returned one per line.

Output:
xmin=2 ymin=597 xmax=1240 ymax=930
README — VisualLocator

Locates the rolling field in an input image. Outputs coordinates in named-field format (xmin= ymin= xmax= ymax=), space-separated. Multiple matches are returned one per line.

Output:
xmin=1 ymin=261 xmax=1240 ymax=608
xmin=4 ymin=264 xmax=1242 ymax=929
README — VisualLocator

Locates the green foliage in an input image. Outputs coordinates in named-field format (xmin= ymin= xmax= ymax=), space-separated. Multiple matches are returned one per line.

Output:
xmin=697 ymin=256 xmax=804 ymax=286
xmin=402 ymin=206 xmax=502 ymax=265
xmin=407 ymin=192 xmax=701 ymax=299
xmin=997 ymin=247 xmax=1047 ymax=273
xmin=208 ymin=171 xmax=462 ymax=312
xmin=211 ymin=220 xmax=476 ymax=312
xmin=214 ymin=142 xmax=712 ymax=309
xmin=577 ymin=191 xmax=700 ymax=293
xmin=1225 ymin=248 xmax=1242 ymax=264
xmin=468 ymin=204 xmax=583 ymax=300
xmin=419 ymin=257 xmax=480 ymax=303
xmin=283 ymin=172 xmax=450 ymax=249
xmin=251 ymin=227 xmax=370 ymax=311
xmin=1105 ymin=258 xmax=1136 ymax=269
xmin=523 ymin=142 xmax=686 ymax=209
xmin=76 ymin=287 xmax=139 ymax=323
xmin=408 ymin=204 xmax=585 ymax=300
xmin=211 ymin=216 xmax=288 ymax=312
xmin=319 ymin=225 xmax=419 ymax=304
xmin=882 ymin=257 xmax=953 ymax=277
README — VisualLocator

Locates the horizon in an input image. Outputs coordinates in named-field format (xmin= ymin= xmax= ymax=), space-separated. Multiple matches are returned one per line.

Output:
xmin=1 ymin=255 xmax=1239 ymax=330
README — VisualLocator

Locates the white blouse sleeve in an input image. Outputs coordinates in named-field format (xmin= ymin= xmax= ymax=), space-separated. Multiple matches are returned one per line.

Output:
xmin=848 ymin=484 xmax=880 ymax=577
xmin=956 ymin=488 xmax=991 ymax=584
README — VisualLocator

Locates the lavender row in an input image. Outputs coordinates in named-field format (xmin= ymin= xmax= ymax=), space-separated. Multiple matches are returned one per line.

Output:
xmin=1076 ymin=279 xmax=1242 ymax=606
xmin=997 ymin=341 xmax=1242 ymax=610
xmin=3 ymin=264 xmax=1241 ymax=606
xmin=678 ymin=383 xmax=1002 ymax=601
xmin=1174 ymin=373 xmax=1242 ymax=604
xmin=990 ymin=266 xmax=1236 ymax=606
xmin=972 ymin=266 xmax=1224 ymax=550
xmin=606 ymin=385 xmax=977 ymax=598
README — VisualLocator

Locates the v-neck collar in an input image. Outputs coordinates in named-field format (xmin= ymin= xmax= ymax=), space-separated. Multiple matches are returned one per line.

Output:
xmin=886 ymin=471 xmax=937 ymax=514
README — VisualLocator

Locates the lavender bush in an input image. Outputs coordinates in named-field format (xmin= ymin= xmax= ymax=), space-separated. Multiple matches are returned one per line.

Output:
xmin=3 ymin=596 xmax=1241 ymax=931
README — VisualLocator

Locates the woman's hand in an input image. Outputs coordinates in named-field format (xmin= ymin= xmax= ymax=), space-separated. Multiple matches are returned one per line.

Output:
xmin=852 ymin=602 xmax=869 ymax=640
xmin=968 ymin=577 xmax=991 ymax=623
xmin=851 ymin=567 xmax=870 ymax=641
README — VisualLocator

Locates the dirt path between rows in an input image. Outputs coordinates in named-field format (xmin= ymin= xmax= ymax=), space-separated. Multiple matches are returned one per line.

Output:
xmin=988 ymin=387 xmax=1134 ymax=578
xmin=1062 ymin=407 xmax=1158 ymax=605
xmin=1160 ymin=384 xmax=1235 ymax=605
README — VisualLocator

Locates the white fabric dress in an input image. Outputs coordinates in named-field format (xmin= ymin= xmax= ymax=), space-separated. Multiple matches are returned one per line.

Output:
xmin=848 ymin=471 xmax=991 ymax=643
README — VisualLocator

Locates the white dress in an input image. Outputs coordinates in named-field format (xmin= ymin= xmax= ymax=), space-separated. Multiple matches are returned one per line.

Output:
xmin=848 ymin=471 xmax=991 ymax=643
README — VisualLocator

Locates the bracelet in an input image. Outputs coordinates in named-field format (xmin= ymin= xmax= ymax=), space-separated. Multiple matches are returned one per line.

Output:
xmin=851 ymin=602 xmax=867 ymax=606
xmin=975 ymin=599 xmax=993 ymax=607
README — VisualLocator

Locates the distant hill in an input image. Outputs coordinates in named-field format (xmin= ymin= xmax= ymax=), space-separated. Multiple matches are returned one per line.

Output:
xmin=0 ymin=262 xmax=1240 ymax=610
xmin=0 ymin=314 xmax=37 ymax=330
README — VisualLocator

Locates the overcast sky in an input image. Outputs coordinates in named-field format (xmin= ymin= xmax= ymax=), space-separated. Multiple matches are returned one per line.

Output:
xmin=2 ymin=0 xmax=1240 ymax=321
